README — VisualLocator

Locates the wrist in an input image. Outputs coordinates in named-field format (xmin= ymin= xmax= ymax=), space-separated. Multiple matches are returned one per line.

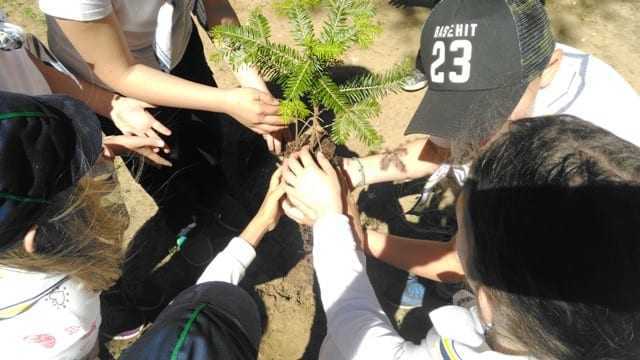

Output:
xmin=209 ymin=87 xmax=233 ymax=114
xmin=240 ymin=217 xmax=269 ymax=247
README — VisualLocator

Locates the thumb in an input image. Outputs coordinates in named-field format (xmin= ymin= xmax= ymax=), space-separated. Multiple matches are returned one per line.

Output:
xmin=269 ymin=168 xmax=283 ymax=189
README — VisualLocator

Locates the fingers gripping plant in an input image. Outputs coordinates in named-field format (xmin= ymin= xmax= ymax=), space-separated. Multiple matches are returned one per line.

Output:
xmin=211 ymin=0 xmax=410 ymax=151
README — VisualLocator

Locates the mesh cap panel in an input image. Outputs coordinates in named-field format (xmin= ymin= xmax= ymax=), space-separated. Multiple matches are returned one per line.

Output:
xmin=509 ymin=0 xmax=555 ymax=82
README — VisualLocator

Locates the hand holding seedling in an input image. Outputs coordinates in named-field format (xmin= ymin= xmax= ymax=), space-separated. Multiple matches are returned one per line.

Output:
xmin=223 ymin=87 xmax=285 ymax=135
xmin=283 ymin=146 xmax=343 ymax=224
xmin=241 ymin=168 xmax=287 ymax=247
xmin=212 ymin=2 xmax=410 ymax=152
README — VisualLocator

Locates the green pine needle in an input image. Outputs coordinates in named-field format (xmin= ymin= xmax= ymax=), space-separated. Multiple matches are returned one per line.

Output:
xmin=285 ymin=61 xmax=316 ymax=100
xmin=321 ymin=0 xmax=352 ymax=44
xmin=211 ymin=0 xmax=400 ymax=149
xmin=308 ymin=40 xmax=346 ymax=62
xmin=249 ymin=10 xmax=272 ymax=43
xmin=275 ymin=0 xmax=322 ymax=16
xmin=281 ymin=98 xmax=312 ymax=123
xmin=313 ymin=75 xmax=349 ymax=114
xmin=339 ymin=60 xmax=412 ymax=104
xmin=287 ymin=6 xmax=315 ymax=46
xmin=332 ymin=100 xmax=383 ymax=147
xmin=211 ymin=24 xmax=303 ymax=78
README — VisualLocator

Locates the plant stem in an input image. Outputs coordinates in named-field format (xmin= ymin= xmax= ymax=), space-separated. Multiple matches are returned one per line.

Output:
xmin=312 ymin=105 xmax=322 ymax=151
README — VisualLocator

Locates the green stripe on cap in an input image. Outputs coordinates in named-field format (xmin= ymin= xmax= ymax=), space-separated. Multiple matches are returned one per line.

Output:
xmin=0 ymin=111 xmax=46 ymax=121
xmin=170 ymin=303 xmax=207 ymax=360
xmin=0 ymin=192 xmax=49 ymax=204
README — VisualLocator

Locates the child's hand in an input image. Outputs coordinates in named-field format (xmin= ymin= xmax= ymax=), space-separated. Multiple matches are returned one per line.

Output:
xmin=223 ymin=88 xmax=285 ymax=135
xmin=241 ymin=169 xmax=286 ymax=247
xmin=110 ymin=96 xmax=171 ymax=153
xmin=103 ymin=135 xmax=172 ymax=167
xmin=283 ymin=146 xmax=343 ymax=225
xmin=254 ymin=168 xmax=286 ymax=230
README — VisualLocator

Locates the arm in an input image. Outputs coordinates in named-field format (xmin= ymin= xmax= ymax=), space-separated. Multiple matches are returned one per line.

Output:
xmin=197 ymin=169 xmax=285 ymax=285
xmin=283 ymin=148 xmax=429 ymax=359
xmin=31 ymin=54 xmax=174 ymax=166
xmin=52 ymin=15 xmax=283 ymax=134
xmin=342 ymin=137 xmax=450 ymax=187
xmin=364 ymin=231 xmax=464 ymax=283
xmin=313 ymin=215 xmax=429 ymax=359
xmin=29 ymin=52 xmax=113 ymax=118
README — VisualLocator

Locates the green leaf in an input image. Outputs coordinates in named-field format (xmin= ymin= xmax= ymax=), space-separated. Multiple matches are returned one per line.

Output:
xmin=284 ymin=61 xmax=316 ymax=100
xmin=338 ymin=60 xmax=411 ymax=104
xmin=287 ymin=6 xmax=314 ymax=46
xmin=320 ymin=0 xmax=379 ymax=49
xmin=280 ymin=99 xmax=311 ymax=123
xmin=331 ymin=100 xmax=383 ymax=147
xmin=275 ymin=0 xmax=322 ymax=16
xmin=248 ymin=10 xmax=271 ymax=43
xmin=313 ymin=75 xmax=349 ymax=114
xmin=308 ymin=40 xmax=345 ymax=62
xmin=211 ymin=24 xmax=302 ymax=78
xmin=352 ymin=14 xmax=381 ymax=48
xmin=253 ymin=43 xmax=305 ymax=78
xmin=321 ymin=0 xmax=353 ymax=43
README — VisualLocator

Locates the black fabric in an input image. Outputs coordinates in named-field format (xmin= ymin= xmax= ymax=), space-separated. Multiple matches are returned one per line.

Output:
xmin=100 ymin=24 xmax=264 ymax=338
xmin=120 ymin=282 xmax=261 ymax=360
xmin=0 ymin=91 xmax=101 ymax=251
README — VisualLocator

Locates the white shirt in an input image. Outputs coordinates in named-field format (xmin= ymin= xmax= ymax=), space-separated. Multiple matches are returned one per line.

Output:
xmin=0 ymin=268 xmax=101 ymax=360
xmin=197 ymin=237 xmax=257 ymax=285
xmin=533 ymin=43 xmax=640 ymax=146
xmin=39 ymin=0 xmax=196 ymax=88
xmin=312 ymin=214 xmax=531 ymax=360
xmin=0 ymin=236 xmax=255 ymax=360
xmin=0 ymin=37 xmax=103 ymax=360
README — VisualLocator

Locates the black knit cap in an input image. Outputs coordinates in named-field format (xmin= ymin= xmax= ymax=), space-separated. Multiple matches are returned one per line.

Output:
xmin=0 ymin=91 xmax=102 ymax=251
xmin=406 ymin=0 xmax=555 ymax=141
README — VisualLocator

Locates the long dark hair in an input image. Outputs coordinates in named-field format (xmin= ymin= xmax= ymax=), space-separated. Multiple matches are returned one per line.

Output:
xmin=464 ymin=115 xmax=640 ymax=359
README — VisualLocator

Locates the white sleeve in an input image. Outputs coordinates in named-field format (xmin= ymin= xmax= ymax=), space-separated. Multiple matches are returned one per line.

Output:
xmin=197 ymin=237 xmax=256 ymax=286
xmin=313 ymin=214 xmax=430 ymax=360
xmin=39 ymin=0 xmax=113 ymax=21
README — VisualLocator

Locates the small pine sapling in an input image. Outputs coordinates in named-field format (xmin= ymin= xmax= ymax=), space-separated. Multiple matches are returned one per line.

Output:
xmin=210 ymin=0 xmax=410 ymax=153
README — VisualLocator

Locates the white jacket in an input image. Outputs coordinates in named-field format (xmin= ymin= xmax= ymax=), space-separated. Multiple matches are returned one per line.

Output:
xmin=312 ymin=214 xmax=532 ymax=360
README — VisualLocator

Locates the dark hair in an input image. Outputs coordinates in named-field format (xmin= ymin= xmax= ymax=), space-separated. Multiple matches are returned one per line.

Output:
xmin=464 ymin=115 xmax=640 ymax=359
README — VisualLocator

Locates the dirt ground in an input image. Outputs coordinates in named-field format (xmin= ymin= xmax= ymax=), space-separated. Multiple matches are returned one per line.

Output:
xmin=2 ymin=0 xmax=639 ymax=358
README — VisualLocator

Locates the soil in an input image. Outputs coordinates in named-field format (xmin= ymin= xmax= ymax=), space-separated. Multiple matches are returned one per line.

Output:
xmin=3 ymin=0 xmax=640 ymax=359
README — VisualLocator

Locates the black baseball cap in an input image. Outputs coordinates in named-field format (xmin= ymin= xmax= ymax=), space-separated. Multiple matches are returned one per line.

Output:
xmin=405 ymin=0 xmax=555 ymax=141
xmin=0 ymin=91 xmax=102 ymax=251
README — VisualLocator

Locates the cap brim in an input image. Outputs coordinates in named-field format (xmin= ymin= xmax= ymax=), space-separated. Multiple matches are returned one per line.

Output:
xmin=405 ymin=82 xmax=528 ymax=142
xmin=35 ymin=94 xmax=103 ymax=180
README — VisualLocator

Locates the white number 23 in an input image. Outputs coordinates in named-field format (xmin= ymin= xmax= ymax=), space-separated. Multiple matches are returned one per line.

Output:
xmin=430 ymin=40 xmax=472 ymax=84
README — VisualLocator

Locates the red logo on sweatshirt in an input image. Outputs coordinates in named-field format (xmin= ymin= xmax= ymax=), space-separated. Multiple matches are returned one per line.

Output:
xmin=23 ymin=334 xmax=56 ymax=349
